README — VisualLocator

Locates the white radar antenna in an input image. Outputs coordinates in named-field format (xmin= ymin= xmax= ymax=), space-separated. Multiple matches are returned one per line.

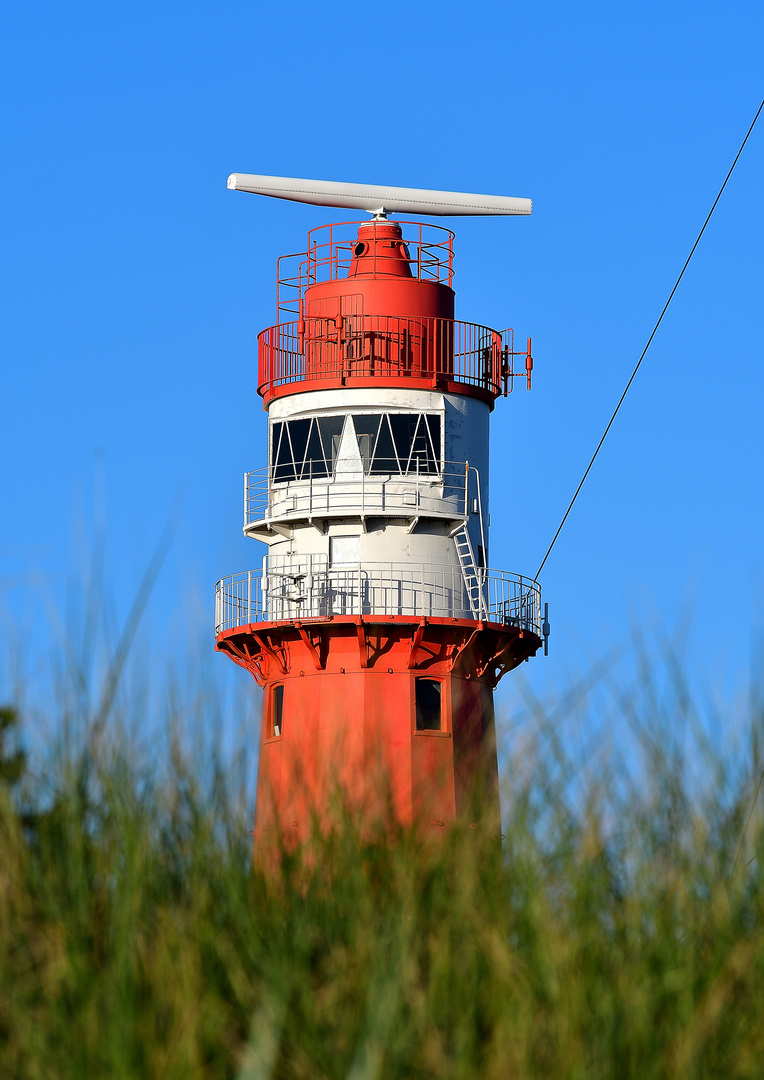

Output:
xmin=226 ymin=173 xmax=531 ymax=218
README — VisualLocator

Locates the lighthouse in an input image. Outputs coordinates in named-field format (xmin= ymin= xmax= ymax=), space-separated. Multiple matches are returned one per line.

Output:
xmin=215 ymin=175 xmax=544 ymax=850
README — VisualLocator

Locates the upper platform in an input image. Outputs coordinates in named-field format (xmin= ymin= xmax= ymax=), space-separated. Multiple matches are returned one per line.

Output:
xmin=256 ymin=219 xmax=532 ymax=406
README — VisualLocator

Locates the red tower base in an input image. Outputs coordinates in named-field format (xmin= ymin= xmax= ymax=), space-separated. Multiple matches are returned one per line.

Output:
xmin=216 ymin=616 xmax=541 ymax=853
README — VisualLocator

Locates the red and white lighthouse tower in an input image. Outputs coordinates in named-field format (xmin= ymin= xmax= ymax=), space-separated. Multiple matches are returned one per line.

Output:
xmin=215 ymin=175 xmax=544 ymax=850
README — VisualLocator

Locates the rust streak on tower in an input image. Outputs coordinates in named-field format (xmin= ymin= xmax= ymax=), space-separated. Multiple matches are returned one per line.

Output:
xmin=215 ymin=175 xmax=543 ymax=853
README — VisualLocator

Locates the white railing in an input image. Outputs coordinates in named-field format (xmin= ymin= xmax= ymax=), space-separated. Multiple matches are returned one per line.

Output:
xmin=215 ymin=561 xmax=541 ymax=636
xmin=244 ymin=461 xmax=472 ymax=528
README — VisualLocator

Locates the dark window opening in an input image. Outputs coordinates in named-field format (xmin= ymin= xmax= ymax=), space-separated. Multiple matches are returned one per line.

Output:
xmin=272 ymin=422 xmax=293 ymax=482
xmin=389 ymin=413 xmax=419 ymax=470
xmin=415 ymin=678 xmax=443 ymax=731
xmin=271 ymin=416 xmax=346 ymax=482
xmin=317 ymin=416 xmax=345 ymax=472
xmin=371 ymin=413 xmax=440 ymax=475
xmin=288 ymin=418 xmax=310 ymax=474
xmin=409 ymin=416 xmax=435 ymax=474
xmin=303 ymin=423 xmax=325 ymax=479
xmin=269 ymin=684 xmax=284 ymax=738
xmin=271 ymin=412 xmax=441 ymax=482
xmin=368 ymin=415 xmax=398 ymax=474
xmin=352 ymin=415 xmax=381 ymax=472
xmin=425 ymin=413 xmax=442 ymax=466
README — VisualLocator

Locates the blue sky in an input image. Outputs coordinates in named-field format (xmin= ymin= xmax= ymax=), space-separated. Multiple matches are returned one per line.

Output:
xmin=2 ymin=1 xmax=763 ymax=736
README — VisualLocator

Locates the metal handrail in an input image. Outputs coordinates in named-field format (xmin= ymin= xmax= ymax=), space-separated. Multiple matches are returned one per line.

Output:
xmin=244 ymin=460 xmax=474 ymax=528
xmin=258 ymin=315 xmax=503 ymax=402
xmin=214 ymin=562 xmax=541 ymax=636
xmin=276 ymin=220 xmax=455 ymax=320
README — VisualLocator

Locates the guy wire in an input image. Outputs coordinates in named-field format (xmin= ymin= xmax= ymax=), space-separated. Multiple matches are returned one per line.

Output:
xmin=535 ymin=98 xmax=764 ymax=581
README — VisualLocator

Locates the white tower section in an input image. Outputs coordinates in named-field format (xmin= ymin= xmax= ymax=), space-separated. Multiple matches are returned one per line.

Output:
xmin=246 ymin=384 xmax=491 ymax=620
xmin=215 ymin=209 xmax=539 ymax=632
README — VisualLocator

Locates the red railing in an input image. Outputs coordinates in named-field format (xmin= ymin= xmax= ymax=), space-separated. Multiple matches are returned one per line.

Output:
xmin=276 ymin=221 xmax=455 ymax=322
xmin=257 ymin=316 xmax=532 ymax=402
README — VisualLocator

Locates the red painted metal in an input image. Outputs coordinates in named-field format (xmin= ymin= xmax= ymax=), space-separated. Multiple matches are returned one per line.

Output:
xmin=306 ymin=220 xmax=454 ymax=322
xmin=276 ymin=219 xmax=455 ymax=323
xmin=258 ymin=219 xmax=533 ymax=406
xmin=216 ymin=616 xmax=540 ymax=854
xmin=258 ymin=315 xmax=505 ymax=404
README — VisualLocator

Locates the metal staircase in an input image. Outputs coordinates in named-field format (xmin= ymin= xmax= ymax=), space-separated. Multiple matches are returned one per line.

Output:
xmin=451 ymin=522 xmax=488 ymax=618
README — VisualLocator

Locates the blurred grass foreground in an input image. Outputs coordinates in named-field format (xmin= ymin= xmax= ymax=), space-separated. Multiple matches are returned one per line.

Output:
xmin=2 ymin=654 xmax=764 ymax=1079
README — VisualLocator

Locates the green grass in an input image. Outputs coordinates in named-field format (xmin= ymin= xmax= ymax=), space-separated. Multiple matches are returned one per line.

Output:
xmin=1 ymin=669 xmax=764 ymax=1079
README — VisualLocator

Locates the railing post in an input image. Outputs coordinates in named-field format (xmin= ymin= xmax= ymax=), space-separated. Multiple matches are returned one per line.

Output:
xmin=247 ymin=570 xmax=252 ymax=625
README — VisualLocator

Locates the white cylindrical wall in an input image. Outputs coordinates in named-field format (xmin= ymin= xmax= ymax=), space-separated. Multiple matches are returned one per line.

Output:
xmin=265 ymin=387 xmax=490 ymax=556
xmin=250 ymin=386 xmax=493 ymax=619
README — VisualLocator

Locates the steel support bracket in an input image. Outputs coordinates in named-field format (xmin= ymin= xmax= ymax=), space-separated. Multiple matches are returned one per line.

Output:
xmin=408 ymin=619 xmax=428 ymax=670
xmin=448 ymin=624 xmax=482 ymax=672
xmin=252 ymin=632 xmax=289 ymax=676
xmin=270 ymin=523 xmax=293 ymax=540
xmin=476 ymin=635 xmax=518 ymax=683
xmin=356 ymin=620 xmax=368 ymax=669
xmin=295 ymin=622 xmax=324 ymax=671
xmin=217 ymin=638 xmax=268 ymax=686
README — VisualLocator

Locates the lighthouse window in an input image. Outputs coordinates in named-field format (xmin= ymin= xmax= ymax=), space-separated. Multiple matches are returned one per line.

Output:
xmin=270 ymin=412 xmax=441 ymax=481
xmin=287 ymin=418 xmax=310 ymax=474
xmin=367 ymin=413 xmax=441 ymax=476
xmin=267 ymin=684 xmax=284 ymax=739
xmin=304 ymin=421 xmax=325 ymax=475
xmin=270 ymin=416 xmax=347 ymax=482
xmin=389 ymin=414 xmax=419 ymax=469
xmin=351 ymin=414 xmax=381 ymax=471
xmin=272 ymin=422 xmax=293 ymax=482
xmin=415 ymin=678 xmax=443 ymax=731
xmin=368 ymin=415 xmax=397 ymax=473
xmin=317 ymin=415 xmax=345 ymax=472
xmin=425 ymin=414 xmax=441 ymax=461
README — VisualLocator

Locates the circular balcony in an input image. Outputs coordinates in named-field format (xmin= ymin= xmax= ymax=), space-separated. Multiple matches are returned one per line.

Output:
xmin=215 ymin=561 xmax=541 ymax=636
xmin=243 ymin=460 xmax=475 ymax=537
xmin=258 ymin=316 xmax=517 ymax=405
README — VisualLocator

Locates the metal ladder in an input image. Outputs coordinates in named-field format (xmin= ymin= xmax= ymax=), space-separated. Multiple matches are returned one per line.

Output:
xmin=452 ymin=522 xmax=488 ymax=618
